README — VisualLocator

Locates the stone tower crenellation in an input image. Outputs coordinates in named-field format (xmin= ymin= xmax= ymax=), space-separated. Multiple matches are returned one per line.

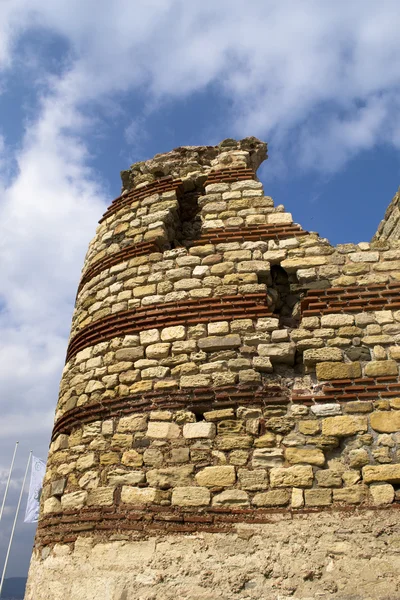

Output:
xmin=26 ymin=139 xmax=400 ymax=599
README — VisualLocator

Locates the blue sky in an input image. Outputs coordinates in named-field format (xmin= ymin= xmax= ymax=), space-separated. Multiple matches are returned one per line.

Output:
xmin=1 ymin=0 xmax=400 ymax=580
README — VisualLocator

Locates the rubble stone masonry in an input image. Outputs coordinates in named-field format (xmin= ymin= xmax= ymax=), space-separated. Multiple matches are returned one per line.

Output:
xmin=26 ymin=138 xmax=400 ymax=599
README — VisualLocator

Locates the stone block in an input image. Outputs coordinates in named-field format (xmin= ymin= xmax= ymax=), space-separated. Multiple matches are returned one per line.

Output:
xmin=147 ymin=421 xmax=180 ymax=439
xmin=348 ymin=449 xmax=369 ymax=468
xmin=212 ymin=489 xmax=249 ymax=506
xmin=320 ymin=314 xmax=354 ymax=328
xmin=183 ymin=422 xmax=216 ymax=439
xmin=217 ymin=436 xmax=253 ymax=450
xmin=285 ymin=448 xmax=325 ymax=467
xmin=145 ymin=343 xmax=171 ymax=359
xmin=171 ymin=486 xmax=210 ymax=506
xmin=207 ymin=321 xmax=229 ymax=335
xmin=198 ymin=335 xmax=241 ymax=352
xmin=362 ymin=464 xmax=400 ymax=484
xmin=270 ymin=465 xmax=313 ymax=488
xmin=303 ymin=348 xmax=343 ymax=366
xmin=87 ymin=488 xmax=114 ymax=506
xmin=291 ymin=488 xmax=304 ymax=508
xmin=315 ymin=470 xmax=342 ymax=488
xmin=204 ymin=408 xmax=235 ymax=421
xmin=195 ymin=466 xmax=236 ymax=487
xmin=311 ymin=404 xmax=342 ymax=417
xmin=107 ymin=470 xmax=145 ymax=486
xmin=343 ymin=401 xmax=373 ymax=414
xmin=161 ymin=326 xmax=186 ymax=342
xmin=333 ymin=486 xmax=367 ymax=504
xmin=316 ymin=361 xmax=361 ymax=380
xmin=305 ymin=489 xmax=332 ymax=506
xmin=252 ymin=356 xmax=273 ymax=372
xmin=252 ymin=448 xmax=284 ymax=468
xmin=238 ymin=469 xmax=269 ymax=490
xmin=322 ymin=416 xmax=367 ymax=436
xmin=100 ymin=452 xmax=119 ymax=466
xmin=61 ymin=491 xmax=87 ymax=510
xmin=117 ymin=415 xmax=147 ymax=432
xmin=121 ymin=450 xmax=143 ymax=467
xmin=258 ymin=343 xmax=296 ymax=364
xmin=146 ymin=465 xmax=194 ymax=489
xmin=76 ymin=453 xmax=97 ymax=472
xmin=365 ymin=360 xmax=398 ymax=377
xmin=252 ymin=490 xmax=290 ymax=507
xmin=298 ymin=420 xmax=321 ymax=435
xmin=369 ymin=483 xmax=395 ymax=505
xmin=139 ymin=329 xmax=160 ymax=345
xmin=180 ymin=374 xmax=212 ymax=388
xmin=50 ymin=478 xmax=66 ymax=497
xmin=121 ymin=487 xmax=158 ymax=504
xmin=43 ymin=497 xmax=62 ymax=514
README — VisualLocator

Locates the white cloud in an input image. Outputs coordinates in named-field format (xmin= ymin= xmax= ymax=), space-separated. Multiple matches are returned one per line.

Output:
xmin=1 ymin=0 xmax=400 ymax=574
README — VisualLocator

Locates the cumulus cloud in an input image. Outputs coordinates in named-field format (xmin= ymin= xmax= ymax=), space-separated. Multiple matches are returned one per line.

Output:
xmin=1 ymin=0 xmax=400 ymax=576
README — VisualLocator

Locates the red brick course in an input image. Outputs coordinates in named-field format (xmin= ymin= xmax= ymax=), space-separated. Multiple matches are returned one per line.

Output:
xmin=292 ymin=376 xmax=400 ymax=403
xmin=301 ymin=283 xmax=400 ymax=316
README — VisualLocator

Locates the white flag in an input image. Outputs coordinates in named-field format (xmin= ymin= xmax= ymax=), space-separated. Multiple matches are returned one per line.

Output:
xmin=24 ymin=456 xmax=46 ymax=523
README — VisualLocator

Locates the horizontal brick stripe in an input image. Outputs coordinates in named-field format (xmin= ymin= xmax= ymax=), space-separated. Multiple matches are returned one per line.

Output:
xmin=66 ymin=293 xmax=273 ymax=363
xmin=292 ymin=376 xmax=400 ymax=403
xmin=301 ymin=283 xmax=400 ymax=316
xmin=52 ymin=384 xmax=287 ymax=439
xmin=99 ymin=177 xmax=183 ymax=223
xmin=205 ymin=167 xmax=256 ymax=185
xmin=36 ymin=503 xmax=400 ymax=548
xmin=189 ymin=223 xmax=308 ymax=246
xmin=78 ymin=241 xmax=159 ymax=293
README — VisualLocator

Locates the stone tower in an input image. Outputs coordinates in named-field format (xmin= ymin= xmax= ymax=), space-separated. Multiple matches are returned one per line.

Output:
xmin=26 ymin=139 xmax=400 ymax=600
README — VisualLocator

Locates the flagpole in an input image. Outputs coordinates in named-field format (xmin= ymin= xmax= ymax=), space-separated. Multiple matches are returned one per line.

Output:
xmin=0 ymin=441 xmax=19 ymax=523
xmin=0 ymin=451 xmax=31 ymax=598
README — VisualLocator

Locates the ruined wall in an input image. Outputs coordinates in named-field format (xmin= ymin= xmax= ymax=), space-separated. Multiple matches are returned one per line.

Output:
xmin=373 ymin=187 xmax=400 ymax=241
xmin=26 ymin=139 xmax=400 ymax=600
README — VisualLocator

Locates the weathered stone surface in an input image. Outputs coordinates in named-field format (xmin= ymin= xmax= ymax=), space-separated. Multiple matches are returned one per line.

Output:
xmin=362 ymin=464 xmax=400 ymax=483
xmin=322 ymin=416 xmax=368 ymax=436
xmin=298 ymin=420 xmax=320 ymax=435
xmin=252 ymin=448 xmax=284 ymax=468
xmin=147 ymin=421 xmax=180 ymax=439
xmin=146 ymin=465 xmax=194 ymax=489
xmin=270 ymin=465 xmax=313 ymax=488
xmin=117 ymin=415 xmax=147 ymax=432
xmin=87 ymin=488 xmax=114 ymax=506
xmin=364 ymin=360 xmax=398 ymax=377
xmin=61 ymin=491 xmax=87 ymax=510
xmin=370 ymin=411 xmax=400 ymax=433
xmin=310 ymin=404 xmax=342 ymax=417
xmin=316 ymin=361 xmax=361 ymax=380
xmin=369 ymin=483 xmax=395 ymax=505
xmin=171 ymin=486 xmax=210 ymax=506
xmin=238 ymin=469 xmax=269 ymax=490
xmin=304 ymin=489 xmax=332 ymax=506
xmin=212 ymin=489 xmax=249 ymax=506
xmin=253 ymin=490 xmax=290 ymax=506
xmin=195 ymin=466 xmax=236 ymax=487
xmin=121 ymin=486 xmax=158 ymax=504
xmin=258 ymin=343 xmax=296 ymax=364
xmin=198 ymin=335 xmax=241 ymax=351
xmin=183 ymin=422 xmax=216 ymax=439
xmin=285 ymin=447 xmax=325 ymax=467
xmin=43 ymin=497 xmax=62 ymax=514
xmin=303 ymin=347 xmax=343 ymax=366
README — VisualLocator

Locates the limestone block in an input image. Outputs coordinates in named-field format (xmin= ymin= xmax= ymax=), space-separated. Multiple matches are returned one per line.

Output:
xmin=252 ymin=356 xmax=273 ymax=372
xmin=252 ymin=448 xmax=284 ymax=468
xmin=281 ymin=257 xmax=328 ymax=271
xmin=333 ymin=486 xmax=367 ymax=504
xmin=121 ymin=486 xmax=158 ymax=504
xmin=160 ymin=326 xmax=186 ymax=342
xmin=369 ymin=483 xmax=395 ymax=505
xmin=212 ymin=489 xmax=249 ymax=506
xmin=256 ymin=317 xmax=279 ymax=331
xmin=171 ymin=486 xmax=210 ymax=506
xmin=107 ymin=470 xmax=145 ymax=486
xmin=311 ymin=404 xmax=342 ymax=417
xmin=143 ymin=449 xmax=164 ymax=467
xmin=362 ymin=464 xmax=400 ymax=483
xmin=50 ymin=478 xmax=67 ymax=496
xmin=195 ymin=466 xmax=236 ymax=487
xmin=285 ymin=448 xmax=325 ymax=467
xmin=270 ymin=465 xmax=313 ymax=488
xmin=117 ymin=415 xmax=147 ymax=432
xmin=207 ymin=321 xmax=229 ymax=335
xmin=145 ymin=343 xmax=171 ymax=359
xmin=322 ymin=416 xmax=367 ymax=436
xmin=147 ymin=421 xmax=180 ymax=439
xmin=43 ymin=497 xmax=62 ymax=514
xmin=238 ymin=369 xmax=261 ymax=383
xmin=253 ymin=433 xmax=276 ymax=448
xmin=76 ymin=453 xmax=97 ymax=472
xmin=87 ymin=488 xmax=114 ymax=506
xmin=291 ymin=488 xmax=304 ymax=508
xmin=253 ymin=490 xmax=290 ymax=506
xmin=303 ymin=348 xmax=343 ymax=366
xmin=100 ymin=452 xmax=119 ymax=465
xmin=121 ymin=450 xmax=143 ymax=467
xmin=198 ymin=335 xmax=241 ymax=352
xmin=183 ymin=422 xmax=216 ymax=439
xmin=349 ymin=251 xmax=379 ymax=262
xmin=53 ymin=434 xmax=69 ymax=451
xmin=61 ymin=491 xmax=87 ymax=510
xmin=316 ymin=361 xmax=361 ymax=380
xmin=204 ymin=408 xmax=235 ymax=421
xmin=146 ymin=465 xmax=194 ymax=489
xmin=315 ymin=470 xmax=342 ymax=488
xmin=139 ymin=329 xmax=160 ymax=345
xmin=320 ymin=314 xmax=354 ymax=328
xmin=298 ymin=421 xmax=321 ymax=435
xmin=141 ymin=366 xmax=170 ymax=379
xmin=365 ymin=360 xmax=398 ymax=377
xmin=305 ymin=489 xmax=332 ymax=506
xmin=265 ymin=417 xmax=294 ymax=434
xmin=238 ymin=469 xmax=269 ymax=490
xmin=343 ymin=401 xmax=373 ymax=414
xmin=258 ymin=343 xmax=296 ymax=364
xmin=180 ymin=374 xmax=212 ymax=388
xmin=348 ymin=449 xmax=369 ymax=468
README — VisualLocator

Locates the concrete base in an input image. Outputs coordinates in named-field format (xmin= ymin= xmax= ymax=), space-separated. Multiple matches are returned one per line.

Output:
xmin=25 ymin=510 xmax=400 ymax=600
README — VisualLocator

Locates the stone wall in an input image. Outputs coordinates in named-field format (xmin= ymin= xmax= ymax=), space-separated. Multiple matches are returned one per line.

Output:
xmin=373 ymin=187 xmax=400 ymax=242
xmin=26 ymin=139 xmax=400 ymax=600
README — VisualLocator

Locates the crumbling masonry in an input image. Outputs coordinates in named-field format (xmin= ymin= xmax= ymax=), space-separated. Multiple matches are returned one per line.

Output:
xmin=26 ymin=139 xmax=400 ymax=599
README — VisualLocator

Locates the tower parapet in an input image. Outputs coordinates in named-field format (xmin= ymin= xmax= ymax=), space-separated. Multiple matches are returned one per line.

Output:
xmin=26 ymin=139 xmax=400 ymax=600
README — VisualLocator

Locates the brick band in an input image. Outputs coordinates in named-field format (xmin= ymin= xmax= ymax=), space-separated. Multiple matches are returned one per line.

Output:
xmin=205 ymin=167 xmax=256 ymax=185
xmin=36 ymin=503 xmax=400 ymax=549
xmin=301 ymin=283 xmax=400 ymax=316
xmin=66 ymin=294 xmax=273 ymax=363
xmin=52 ymin=384 xmax=287 ymax=439
xmin=293 ymin=376 xmax=400 ymax=403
